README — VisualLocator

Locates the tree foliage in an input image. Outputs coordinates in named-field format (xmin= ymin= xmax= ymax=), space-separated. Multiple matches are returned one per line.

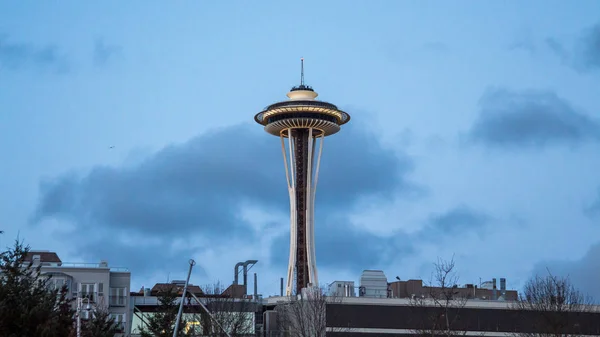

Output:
xmin=80 ymin=307 xmax=120 ymax=337
xmin=0 ymin=240 xmax=75 ymax=337
xmin=139 ymin=285 xmax=188 ymax=337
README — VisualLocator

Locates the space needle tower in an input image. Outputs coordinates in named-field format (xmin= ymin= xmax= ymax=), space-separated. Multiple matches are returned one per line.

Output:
xmin=254 ymin=59 xmax=350 ymax=296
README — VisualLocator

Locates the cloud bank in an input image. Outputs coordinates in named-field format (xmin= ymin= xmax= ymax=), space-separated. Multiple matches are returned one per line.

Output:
xmin=467 ymin=89 xmax=600 ymax=149
xmin=0 ymin=35 xmax=68 ymax=73
xmin=531 ymin=242 xmax=600 ymax=302
xmin=32 ymin=120 xmax=418 ymax=279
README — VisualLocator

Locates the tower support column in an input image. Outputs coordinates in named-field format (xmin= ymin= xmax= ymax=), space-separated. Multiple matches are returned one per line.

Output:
xmin=280 ymin=127 xmax=324 ymax=295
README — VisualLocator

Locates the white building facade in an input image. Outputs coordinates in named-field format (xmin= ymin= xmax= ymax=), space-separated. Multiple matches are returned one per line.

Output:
xmin=27 ymin=251 xmax=131 ymax=336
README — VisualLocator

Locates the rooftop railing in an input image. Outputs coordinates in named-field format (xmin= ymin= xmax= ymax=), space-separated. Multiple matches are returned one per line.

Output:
xmin=55 ymin=263 xmax=129 ymax=272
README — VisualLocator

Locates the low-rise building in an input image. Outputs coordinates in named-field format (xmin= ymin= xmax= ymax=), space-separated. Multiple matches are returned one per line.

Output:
xmin=130 ymin=280 xmax=259 ymax=336
xmin=25 ymin=250 xmax=131 ymax=336
xmin=261 ymin=294 xmax=600 ymax=336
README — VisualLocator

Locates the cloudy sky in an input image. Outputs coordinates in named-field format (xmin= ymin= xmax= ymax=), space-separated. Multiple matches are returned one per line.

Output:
xmin=1 ymin=1 xmax=600 ymax=299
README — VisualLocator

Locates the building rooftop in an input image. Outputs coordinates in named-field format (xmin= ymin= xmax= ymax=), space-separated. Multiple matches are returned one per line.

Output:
xmin=24 ymin=250 xmax=128 ymax=272
xmin=25 ymin=251 xmax=62 ymax=264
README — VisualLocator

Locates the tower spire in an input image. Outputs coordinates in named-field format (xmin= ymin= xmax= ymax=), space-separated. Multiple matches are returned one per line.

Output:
xmin=291 ymin=57 xmax=313 ymax=92
xmin=300 ymin=57 xmax=305 ymax=86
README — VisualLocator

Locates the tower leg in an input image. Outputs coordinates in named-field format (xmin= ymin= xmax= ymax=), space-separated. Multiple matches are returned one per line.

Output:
xmin=308 ymin=133 xmax=324 ymax=287
xmin=280 ymin=128 xmax=324 ymax=295
xmin=281 ymin=130 xmax=296 ymax=296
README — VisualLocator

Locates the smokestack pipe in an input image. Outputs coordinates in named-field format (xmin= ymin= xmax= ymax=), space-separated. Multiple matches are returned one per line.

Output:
xmin=280 ymin=278 xmax=284 ymax=297
xmin=254 ymin=273 xmax=258 ymax=299
xmin=492 ymin=278 xmax=497 ymax=300
xmin=234 ymin=262 xmax=244 ymax=285
xmin=242 ymin=260 xmax=258 ymax=290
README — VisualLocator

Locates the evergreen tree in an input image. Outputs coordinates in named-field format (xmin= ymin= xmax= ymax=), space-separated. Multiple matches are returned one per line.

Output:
xmin=81 ymin=308 xmax=119 ymax=337
xmin=140 ymin=285 xmax=188 ymax=337
xmin=0 ymin=240 xmax=75 ymax=337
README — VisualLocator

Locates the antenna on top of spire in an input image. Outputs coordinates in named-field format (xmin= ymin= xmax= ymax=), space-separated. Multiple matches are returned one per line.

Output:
xmin=291 ymin=57 xmax=314 ymax=92
xmin=300 ymin=57 xmax=305 ymax=86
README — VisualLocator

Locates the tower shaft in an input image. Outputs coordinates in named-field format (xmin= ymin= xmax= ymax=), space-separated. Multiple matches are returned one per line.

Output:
xmin=293 ymin=129 xmax=309 ymax=293
xmin=281 ymin=127 xmax=322 ymax=295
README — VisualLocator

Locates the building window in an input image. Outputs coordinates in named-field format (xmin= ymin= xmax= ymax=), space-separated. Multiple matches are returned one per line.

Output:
xmin=110 ymin=287 xmax=127 ymax=307
xmin=111 ymin=314 xmax=125 ymax=331
xmin=47 ymin=278 xmax=66 ymax=291
xmin=81 ymin=283 xmax=96 ymax=302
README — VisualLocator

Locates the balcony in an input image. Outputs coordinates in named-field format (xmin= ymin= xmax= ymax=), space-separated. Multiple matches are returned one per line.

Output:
xmin=110 ymin=296 xmax=126 ymax=307
xmin=59 ymin=263 xmax=129 ymax=272
xmin=113 ymin=322 xmax=125 ymax=332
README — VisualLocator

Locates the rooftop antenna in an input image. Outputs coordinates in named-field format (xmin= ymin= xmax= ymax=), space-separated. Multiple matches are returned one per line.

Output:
xmin=300 ymin=57 xmax=305 ymax=86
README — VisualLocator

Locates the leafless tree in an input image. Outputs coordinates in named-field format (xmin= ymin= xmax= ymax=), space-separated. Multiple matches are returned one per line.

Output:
xmin=512 ymin=270 xmax=597 ymax=337
xmin=275 ymin=286 xmax=349 ymax=337
xmin=189 ymin=282 xmax=256 ymax=337
xmin=409 ymin=256 xmax=472 ymax=337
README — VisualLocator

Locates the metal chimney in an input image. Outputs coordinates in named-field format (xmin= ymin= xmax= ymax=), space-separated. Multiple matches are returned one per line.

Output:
xmin=242 ymin=260 xmax=258 ymax=290
xmin=280 ymin=278 xmax=284 ymax=297
xmin=233 ymin=262 xmax=244 ymax=285
xmin=254 ymin=273 xmax=258 ymax=299
xmin=492 ymin=278 xmax=497 ymax=300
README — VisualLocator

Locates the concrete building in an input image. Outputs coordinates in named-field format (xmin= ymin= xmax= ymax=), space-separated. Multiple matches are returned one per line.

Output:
xmin=25 ymin=250 xmax=131 ymax=336
xmin=130 ymin=280 xmax=259 ymax=336
xmin=328 ymin=281 xmax=355 ymax=297
xmin=261 ymin=295 xmax=600 ymax=336
xmin=359 ymin=270 xmax=390 ymax=298
xmin=388 ymin=277 xmax=518 ymax=301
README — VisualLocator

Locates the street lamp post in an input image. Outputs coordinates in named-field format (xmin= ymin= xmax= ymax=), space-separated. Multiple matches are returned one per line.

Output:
xmin=76 ymin=296 xmax=92 ymax=337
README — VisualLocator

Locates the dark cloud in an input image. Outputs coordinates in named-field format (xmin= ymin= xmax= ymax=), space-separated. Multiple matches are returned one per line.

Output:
xmin=33 ymin=119 xmax=417 ymax=278
xmin=531 ymin=242 xmax=600 ymax=302
xmin=578 ymin=22 xmax=600 ymax=71
xmin=93 ymin=38 xmax=121 ymax=66
xmin=0 ymin=35 xmax=68 ymax=73
xmin=269 ymin=217 xmax=414 ymax=272
xmin=269 ymin=206 xmax=489 ymax=272
xmin=584 ymin=188 xmax=600 ymax=219
xmin=507 ymin=40 xmax=536 ymax=54
xmin=543 ymin=22 xmax=600 ymax=72
xmin=466 ymin=89 xmax=600 ymax=149
xmin=419 ymin=206 xmax=490 ymax=239
xmin=545 ymin=38 xmax=569 ymax=63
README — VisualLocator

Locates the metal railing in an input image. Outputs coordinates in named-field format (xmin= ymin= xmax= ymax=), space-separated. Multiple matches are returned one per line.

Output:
xmin=110 ymin=296 xmax=126 ymax=307
xmin=58 ymin=263 xmax=129 ymax=272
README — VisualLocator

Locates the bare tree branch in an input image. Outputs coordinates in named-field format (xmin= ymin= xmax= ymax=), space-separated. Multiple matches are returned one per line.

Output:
xmin=512 ymin=270 xmax=597 ymax=337
xmin=275 ymin=286 xmax=348 ymax=337
xmin=410 ymin=256 xmax=471 ymax=337
xmin=192 ymin=282 xmax=255 ymax=337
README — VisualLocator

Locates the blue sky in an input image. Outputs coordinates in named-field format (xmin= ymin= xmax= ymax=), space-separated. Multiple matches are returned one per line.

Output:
xmin=1 ymin=1 xmax=600 ymax=298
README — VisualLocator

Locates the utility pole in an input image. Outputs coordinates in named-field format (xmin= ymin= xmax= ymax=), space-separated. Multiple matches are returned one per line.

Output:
xmin=76 ymin=296 xmax=81 ymax=337
xmin=172 ymin=259 xmax=195 ymax=337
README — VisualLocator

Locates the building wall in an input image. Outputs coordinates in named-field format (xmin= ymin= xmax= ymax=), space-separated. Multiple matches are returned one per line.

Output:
xmin=109 ymin=271 xmax=131 ymax=333
xmin=131 ymin=295 xmax=258 ymax=336
xmin=40 ymin=265 xmax=131 ymax=335
xmin=328 ymin=281 xmax=356 ymax=297
xmin=325 ymin=299 xmax=600 ymax=336
xmin=388 ymin=279 xmax=518 ymax=301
